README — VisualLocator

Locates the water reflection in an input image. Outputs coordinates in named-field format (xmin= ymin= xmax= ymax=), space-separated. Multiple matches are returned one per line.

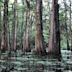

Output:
xmin=0 ymin=51 xmax=72 ymax=72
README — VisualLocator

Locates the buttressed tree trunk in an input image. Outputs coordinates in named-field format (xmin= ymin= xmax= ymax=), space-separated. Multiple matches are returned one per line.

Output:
xmin=1 ymin=0 xmax=9 ymax=51
xmin=48 ymin=0 xmax=61 ymax=59
xmin=23 ymin=0 xmax=31 ymax=52
xmin=35 ymin=0 xmax=46 ymax=55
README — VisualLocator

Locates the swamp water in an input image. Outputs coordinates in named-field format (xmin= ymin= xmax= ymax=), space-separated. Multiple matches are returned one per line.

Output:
xmin=0 ymin=50 xmax=72 ymax=72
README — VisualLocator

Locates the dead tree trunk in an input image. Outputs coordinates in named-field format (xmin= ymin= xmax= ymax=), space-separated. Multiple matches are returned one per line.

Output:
xmin=48 ymin=0 xmax=61 ymax=60
xmin=1 ymin=0 xmax=9 ymax=52
xmin=35 ymin=0 xmax=46 ymax=55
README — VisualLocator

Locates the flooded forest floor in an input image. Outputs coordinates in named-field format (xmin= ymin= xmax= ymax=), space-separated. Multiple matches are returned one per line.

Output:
xmin=0 ymin=50 xmax=72 ymax=72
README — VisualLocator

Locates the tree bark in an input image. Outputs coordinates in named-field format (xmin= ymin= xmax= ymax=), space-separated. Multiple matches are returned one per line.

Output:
xmin=0 ymin=6 xmax=1 ymax=49
xmin=69 ymin=0 xmax=72 ymax=51
xmin=12 ymin=0 xmax=18 ymax=51
xmin=1 ymin=0 xmax=9 ymax=51
xmin=20 ymin=0 xmax=25 ymax=49
xmin=64 ymin=0 xmax=70 ymax=50
xmin=23 ymin=0 xmax=31 ymax=52
xmin=48 ymin=0 xmax=61 ymax=60
xmin=35 ymin=0 xmax=46 ymax=55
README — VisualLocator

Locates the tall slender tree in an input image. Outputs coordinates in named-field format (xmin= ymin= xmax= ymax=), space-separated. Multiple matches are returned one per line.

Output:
xmin=20 ymin=0 xmax=25 ymax=49
xmin=48 ymin=0 xmax=61 ymax=59
xmin=12 ymin=0 xmax=18 ymax=51
xmin=23 ymin=0 xmax=31 ymax=52
xmin=64 ymin=0 xmax=70 ymax=50
xmin=1 ymin=0 xmax=9 ymax=51
xmin=35 ymin=0 xmax=46 ymax=55
xmin=0 ymin=6 xmax=1 ymax=49
xmin=69 ymin=0 xmax=72 ymax=51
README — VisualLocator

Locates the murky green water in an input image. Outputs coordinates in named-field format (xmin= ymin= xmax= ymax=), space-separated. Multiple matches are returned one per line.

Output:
xmin=0 ymin=50 xmax=72 ymax=72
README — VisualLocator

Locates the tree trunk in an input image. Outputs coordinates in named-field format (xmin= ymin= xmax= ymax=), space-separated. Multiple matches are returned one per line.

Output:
xmin=12 ymin=0 xmax=18 ymax=51
xmin=0 ymin=6 xmax=1 ymax=49
xmin=69 ymin=0 xmax=72 ymax=51
xmin=1 ymin=0 xmax=9 ymax=52
xmin=64 ymin=0 xmax=70 ymax=50
xmin=35 ymin=0 xmax=46 ymax=55
xmin=23 ymin=0 xmax=31 ymax=52
xmin=20 ymin=0 xmax=25 ymax=49
xmin=48 ymin=0 xmax=61 ymax=60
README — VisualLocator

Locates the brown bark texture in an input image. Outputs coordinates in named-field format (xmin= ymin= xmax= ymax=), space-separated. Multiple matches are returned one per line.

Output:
xmin=48 ymin=0 xmax=61 ymax=59
xmin=35 ymin=0 xmax=46 ymax=55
